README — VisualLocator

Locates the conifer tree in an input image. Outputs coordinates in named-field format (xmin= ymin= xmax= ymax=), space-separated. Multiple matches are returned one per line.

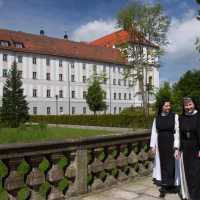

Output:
xmin=1 ymin=61 xmax=29 ymax=127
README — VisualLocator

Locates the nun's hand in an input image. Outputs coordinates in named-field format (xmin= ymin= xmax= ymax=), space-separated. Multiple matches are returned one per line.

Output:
xmin=198 ymin=151 xmax=200 ymax=158
xmin=174 ymin=149 xmax=180 ymax=160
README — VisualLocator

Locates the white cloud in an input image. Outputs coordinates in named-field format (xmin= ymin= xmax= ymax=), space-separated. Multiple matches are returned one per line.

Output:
xmin=166 ymin=11 xmax=200 ymax=57
xmin=160 ymin=10 xmax=200 ymax=82
xmin=71 ymin=19 xmax=119 ymax=42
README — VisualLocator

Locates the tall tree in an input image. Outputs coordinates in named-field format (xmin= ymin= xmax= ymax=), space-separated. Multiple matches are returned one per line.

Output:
xmin=171 ymin=70 xmax=200 ymax=112
xmin=86 ymin=77 xmax=106 ymax=115
xmin=117 ymin=1 xmax=170 ymax=118
xmin=1 ymin=61 xmax=29 ymax=127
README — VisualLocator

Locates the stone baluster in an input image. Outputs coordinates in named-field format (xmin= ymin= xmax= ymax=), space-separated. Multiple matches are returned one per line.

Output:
xmin=47 ymin=153 xmax=65 ymax=200
xmin=65 ymin=151 xmax=77 ymax=197
xmin=26 ymin=155 xmax=46 ymax=200
xmin=5 ymin=158 xmax=24 ymax=200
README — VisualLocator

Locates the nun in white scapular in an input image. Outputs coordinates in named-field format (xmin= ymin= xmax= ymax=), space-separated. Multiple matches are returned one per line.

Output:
xmin=178 ymin=97 xmax=200 ymax=200
xmin=150 ymin=99 xmax=180 ymax=198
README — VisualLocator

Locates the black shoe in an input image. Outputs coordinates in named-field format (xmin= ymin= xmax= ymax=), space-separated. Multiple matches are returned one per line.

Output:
xmin=159 ymin=188 xmax=166 ymax=198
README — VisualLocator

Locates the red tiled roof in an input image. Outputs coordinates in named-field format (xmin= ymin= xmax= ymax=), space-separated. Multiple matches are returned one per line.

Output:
xmin=0 ymin=28 xmax=127 ymax=65
xmin=90 ymin=30 xmax=158 ymax=49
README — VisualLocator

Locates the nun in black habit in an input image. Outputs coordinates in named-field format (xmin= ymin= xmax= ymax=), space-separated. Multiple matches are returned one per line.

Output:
xmin=150 ymin=100 xmax=180 ymax=198
xmin=179 ymin=97 xmax=200 ymax=200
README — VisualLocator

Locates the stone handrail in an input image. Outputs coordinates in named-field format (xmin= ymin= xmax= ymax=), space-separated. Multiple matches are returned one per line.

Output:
xmin=0 ymin=130 xmax=152 ymax=200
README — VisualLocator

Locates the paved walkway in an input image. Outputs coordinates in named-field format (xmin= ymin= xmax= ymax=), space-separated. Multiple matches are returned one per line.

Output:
xmin=69 ymin=177 xmax=180 ymax=200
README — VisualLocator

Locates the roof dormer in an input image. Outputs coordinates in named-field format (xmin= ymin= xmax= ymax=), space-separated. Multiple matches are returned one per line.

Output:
xmin=0 ymin=40 xmax=10 ymax=47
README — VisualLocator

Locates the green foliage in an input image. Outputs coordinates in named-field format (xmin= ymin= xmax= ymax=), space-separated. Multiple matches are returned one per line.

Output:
xmin=58 ymin=178 xmax=69 ymax=193
xmin=1 ymin=61 xmax=29 ymax=127
xmin=39 ymin=159 xmax=50 ymax=173
xmin=17 ymin=187 xmax=30 ymax=200
xmin=39 ymin=182 xmax=51 ymax=199
xmin=155 ymin=82 xmax=172 ymax=110
xmin=0 ymin=190 xmax=8 ymax=200
xmin=57 ymin=157 xmax=69 ymax=169
xmin=171 ymin=70 xmax=200 ymax=112
xmin=31 ymin=114 xmax=153 ymax=129
xmin=86 ymin=79 xmax=106 ymax=114
xmin=17 ymin=160 xmax=30 ymax=176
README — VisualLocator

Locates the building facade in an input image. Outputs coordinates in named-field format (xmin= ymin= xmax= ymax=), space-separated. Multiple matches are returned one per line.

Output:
xmin=0 ymin=29 xmax=159 ymax=115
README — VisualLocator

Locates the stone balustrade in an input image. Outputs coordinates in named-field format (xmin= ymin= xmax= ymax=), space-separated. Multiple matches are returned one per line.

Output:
xmin=0 ymin=130 xmax=152 ymax=200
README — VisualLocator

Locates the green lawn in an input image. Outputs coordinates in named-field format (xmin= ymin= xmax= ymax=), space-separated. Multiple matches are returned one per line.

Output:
xmin=0 ymin=125 xmax=113 ymax=144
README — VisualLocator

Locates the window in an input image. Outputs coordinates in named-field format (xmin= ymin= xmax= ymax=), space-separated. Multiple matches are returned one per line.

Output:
xmin=0 ymin=40 xmax=9 ymax=47
xmin=59 ymin=60 xmax=62 ymax=67
xmin=103 ymin=66 xmax=106 ymax=72
xmin=46 ymin=58 xmax=50 ymax=66
xmin=72 ymin=107 xmax=75 ymax=114
xmin=124 ymin=80 xmax=127 ymax=86
xmin=83 ymin=63 xmax=86 ymax=70
xmin=83 ymin=91 xmax=87 ymax=99
xmin=119 ymin=107 xmax=122 ymax=113
xmin=33 ymin=57 xmax=37 ymax=64
xmin=129 ymin=80 xmax=133 ymax=87
xmin=47 ymin=89 xmax=51 ymax=98
xmin=113 ymin=79 xmax=116 ymax=85
xmin=114 ymin=93 xmax=116 ymax=100
xmin=71 ymin=74 xmax=75 ymax=82
xmin=18 ymin=56 xmax=23 ymax=63
xmin=47 ymin=107 xmax=51 ymax=115
xmin=60 ymin=107 xmax=63 ymax=114
xmin=103 ymin=78 xmax=107 ymax=84
xmin=33 ymin=72 xmax=37 ymax=79
xmin=83 ymin=76 xmax=86 ymax=83
xmin=119 ymin=93 xmax=121 ymax=100
xmin=148 ymin=76 xmax=153 ymax=86
xmin=118 ymin=79 xmax=121 ymax=86
xmin=71 ymin=90 xmax=75 ymax=98
xmin=124 ymin=93 xmax=127 ymax=100
xmin=33 ymin=107 xmax=37 ymax=115
xmin=114 ymin=107 xmax=117 ymax=114
xmin=118 ymin=67 xmax=121 ymax=73
xmin=18 ymin=71 xmax=23 ymax=79
xmin=59 ymin=74 xmax=63 ymax=81
xmin=129 ymin=93 xmax=132 ymax=100
xmin=71 ymin=63 xmax=75 ymax=69
xmin=3 ymin=87 xmax=6 ymax=96
xmin=14 ymin=42 xmax=23 ymax=48
xmin=59 ymin=90 xmax=63 ymax=98
xmin=46 ymin=73 xmax=50 ymax=80
xmin=93 ymin=64 xmax=97 ymax=73
xmin=2 ymin=69 xmax=7 ymax=77
xmin=83 ymin=107 xmax=86 ymax=114
xmin=3 ymin=54 xmax=7 ymax=62
xmin=33 ymin=89 xmax=37 ymax=97
xmin=113 ymin=67 xmax=116 ymax=73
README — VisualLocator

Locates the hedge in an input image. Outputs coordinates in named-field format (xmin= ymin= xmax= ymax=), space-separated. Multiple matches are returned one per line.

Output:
xmin=30 ymin=114 xmax=154 ymax=129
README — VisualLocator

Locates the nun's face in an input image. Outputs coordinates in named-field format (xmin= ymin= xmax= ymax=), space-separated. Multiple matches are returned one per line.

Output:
xmin=162 ymin=102 xmax=171 ymax=113
xmin=184 ymin=100 xmax=195 ymax=113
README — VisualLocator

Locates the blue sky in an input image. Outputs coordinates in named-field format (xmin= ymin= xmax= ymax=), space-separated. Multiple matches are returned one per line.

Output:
xmin=0 ymin=0 xmax=199 ymax=83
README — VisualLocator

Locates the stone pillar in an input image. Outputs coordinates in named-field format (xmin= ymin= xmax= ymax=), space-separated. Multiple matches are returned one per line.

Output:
xmin=75 ymin=149 xmax=88 ymax=194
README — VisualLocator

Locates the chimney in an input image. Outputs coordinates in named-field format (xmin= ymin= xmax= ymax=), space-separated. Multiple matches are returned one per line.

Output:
xmin=40 ymin=26 xmax=45 ymax=35
xmin=64 ymin=32 xmax=68 ymax=40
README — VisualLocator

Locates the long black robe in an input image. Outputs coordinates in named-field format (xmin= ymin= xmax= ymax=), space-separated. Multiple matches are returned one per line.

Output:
xmin=179 ymin=112 xmax=200 ymax=200
xmin=156 ymin=112 xmax=176 ymax=186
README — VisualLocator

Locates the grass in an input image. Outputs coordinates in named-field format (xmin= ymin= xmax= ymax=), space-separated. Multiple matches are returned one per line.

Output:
xmin=0 ymin=125 xmax=114 ymax=144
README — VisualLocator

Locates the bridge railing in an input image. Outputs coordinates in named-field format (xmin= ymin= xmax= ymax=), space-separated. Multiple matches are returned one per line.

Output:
xmin=0 ymin=130 xmax=152 ymax=200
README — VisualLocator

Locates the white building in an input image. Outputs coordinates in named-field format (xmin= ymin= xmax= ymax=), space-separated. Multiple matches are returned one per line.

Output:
xmin=0 ymin=28 xmax=159 ymax=115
